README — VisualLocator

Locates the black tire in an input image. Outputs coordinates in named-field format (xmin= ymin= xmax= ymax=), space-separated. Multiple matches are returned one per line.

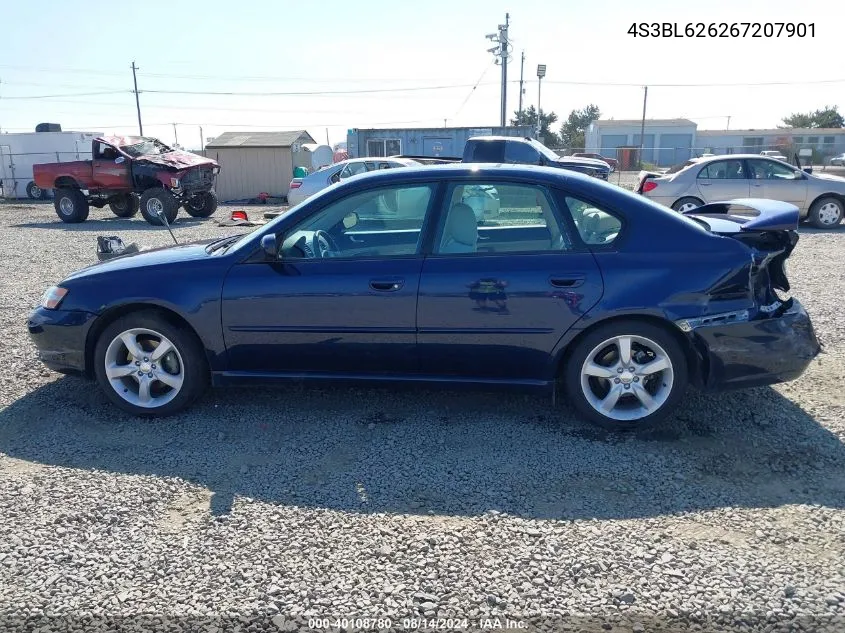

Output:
xmin=563 ymin=320 xmax=689 ymax=431
xmin=671 ymin=197 xmax=703 ymax=213
xmin=808 ymin=196 xmax=844 ymax=229
xmin=93 ymin=310 xmax=208 ymax=417
xmin=183 ymin=190 xmax=219 ymax=218
xmin=139 ymin=188 xmax=179 ymax=225
xmin=109 ymin=193 xmax=140 ymax=218
xmin=26 ymin=181 xmax=47 ymax=200
xmin=53 ymin=188 xmax=90 ymax=223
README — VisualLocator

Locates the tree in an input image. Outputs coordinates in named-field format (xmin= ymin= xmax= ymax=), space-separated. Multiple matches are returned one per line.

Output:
xmin=781 ymin=106 xmax=844 ymax=129
xmin=511 ymin=106 xmax=560 ymax=146
xmin=560 ymin=104 xmax=601 ymax=150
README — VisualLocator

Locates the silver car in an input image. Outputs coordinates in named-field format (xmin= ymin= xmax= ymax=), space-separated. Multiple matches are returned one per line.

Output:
xmin=287 ymin=157 xmax=420 ymax=206
xmin=639 ymin=154 xmax=845 ymax=228
xmin=830 ymin=153 xmax=845 ymax=167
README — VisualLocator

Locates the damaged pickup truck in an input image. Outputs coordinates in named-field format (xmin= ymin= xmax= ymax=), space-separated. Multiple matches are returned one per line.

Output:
xmin=33 ymin=136 xmax=220 ymax=225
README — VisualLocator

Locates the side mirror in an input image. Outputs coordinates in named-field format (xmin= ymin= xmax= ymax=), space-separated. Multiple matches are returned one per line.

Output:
xmin=115 ymin=156 xmax=125 ymax=164
xmin=260 ymin=233 xmax=278 ymax=259
xmin=342 ymin=212 xmax=359 ymax=229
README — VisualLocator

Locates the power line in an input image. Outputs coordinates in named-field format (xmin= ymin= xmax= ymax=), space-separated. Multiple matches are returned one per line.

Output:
xmin=453 ymin=63 xmax=495 ymax=119
xmin=0 ymin=90 xmax=129 ymax=100
xmin=141 ymin=83 xmax=492 ymax=97
xmin=539 ymin=78 xmax=845 ymax=87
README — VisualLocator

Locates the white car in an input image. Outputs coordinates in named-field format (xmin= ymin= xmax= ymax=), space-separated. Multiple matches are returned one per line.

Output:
xmin=830 ymin=153 xmax=845 ymax=167
xmin=638 ymin=153 xmax=845 ymax=228
xmin=286 ymin=157 xmax=420 ymax=206
xmin=760 ymin=150 xmax=788 ymax=162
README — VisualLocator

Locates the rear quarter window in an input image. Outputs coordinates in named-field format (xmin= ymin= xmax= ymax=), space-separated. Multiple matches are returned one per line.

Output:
xmin=464 ymin=141 xmax=504 ymax=163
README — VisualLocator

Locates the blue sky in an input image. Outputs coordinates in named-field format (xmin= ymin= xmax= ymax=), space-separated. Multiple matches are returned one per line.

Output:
xmin=0 ymin=0 xmax=839 ymax=147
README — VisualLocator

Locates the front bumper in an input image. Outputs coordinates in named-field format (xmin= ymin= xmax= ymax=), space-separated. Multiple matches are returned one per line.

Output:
xmin=27 ymin=307 xmax=97 ymax=375
xmin=689 ymin=298 xmax=820 ymax=391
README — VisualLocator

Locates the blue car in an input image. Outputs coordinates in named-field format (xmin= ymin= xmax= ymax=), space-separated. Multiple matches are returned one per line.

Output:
xmin=28 ymin=165 xmax=820 ymax=429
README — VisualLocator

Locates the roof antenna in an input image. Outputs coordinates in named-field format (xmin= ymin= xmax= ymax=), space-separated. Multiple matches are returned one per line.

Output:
xmin=155 ymin=208 xmax=179 ymax=245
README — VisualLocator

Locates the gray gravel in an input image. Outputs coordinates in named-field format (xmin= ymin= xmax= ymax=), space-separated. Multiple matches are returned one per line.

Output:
xmin=1 ymin=200 xmax=844 ymax=632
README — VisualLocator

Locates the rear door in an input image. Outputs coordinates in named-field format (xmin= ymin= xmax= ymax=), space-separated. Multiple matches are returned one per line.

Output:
xmin=694 ymin=159 xmax=750 ymax=202
xmin=746 ymin=159 xmax=808 ymax=208
xmin=416 ymin=180 xmax=604 ymax=381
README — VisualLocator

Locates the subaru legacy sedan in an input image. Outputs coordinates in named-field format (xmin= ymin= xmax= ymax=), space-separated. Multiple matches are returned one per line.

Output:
xmin=29 ymin=165 xmax=819 ymax=429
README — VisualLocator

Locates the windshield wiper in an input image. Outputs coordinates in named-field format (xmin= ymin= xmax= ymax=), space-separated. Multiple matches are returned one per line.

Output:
xmin=206 ymin=234 xmax=243 ymax=253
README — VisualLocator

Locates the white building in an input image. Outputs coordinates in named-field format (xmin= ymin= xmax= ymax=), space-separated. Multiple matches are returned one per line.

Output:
xmin=585 ymin=119 xmax=697 ymax=167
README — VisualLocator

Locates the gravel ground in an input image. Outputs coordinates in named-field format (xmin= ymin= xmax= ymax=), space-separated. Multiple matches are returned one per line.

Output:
xmin=0 ymin=200 xmax=844 ymax=632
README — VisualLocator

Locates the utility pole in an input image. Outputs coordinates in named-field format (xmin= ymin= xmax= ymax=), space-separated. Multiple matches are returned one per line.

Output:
xmin=172 ymin=123 xmax=179 ymax=146
xmin=131 ymin=62 xmax=143 ymax=136
xmin=518 ymin=51 xmax=525 ymax=115
xmin=199 ymin=126 xmax=204 ymax=153
xmin=726 ymin=115 xmax=731 ymax=130
xmin=637 ymin=86 xmax=648 ymax=168
xmin=500 ymin=13 xmax=509 ymax=127
xmin=536 ymin=64 xmax=546 ymax=139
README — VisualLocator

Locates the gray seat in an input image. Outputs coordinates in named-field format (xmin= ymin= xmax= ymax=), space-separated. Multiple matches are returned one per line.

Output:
xmin=440 ymin=203 xmax=478 ymax=253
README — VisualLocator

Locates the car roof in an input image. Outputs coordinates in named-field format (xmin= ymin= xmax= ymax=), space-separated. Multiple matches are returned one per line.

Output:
xmin=467 ymin=136 xmax=532 ymax=142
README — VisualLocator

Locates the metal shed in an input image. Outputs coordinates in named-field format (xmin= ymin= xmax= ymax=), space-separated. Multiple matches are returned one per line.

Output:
xmin=347 ymin=126 xmax=537 ymax=159
xmin=204 ymin=130 xmax=316 ymax=201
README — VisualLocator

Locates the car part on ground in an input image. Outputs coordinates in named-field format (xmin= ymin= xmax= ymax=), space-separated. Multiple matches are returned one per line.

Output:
xmin=28 ymin=166 xmax=819 ymax=428
xmin=32 ymin=136 xmax=220 ymax=225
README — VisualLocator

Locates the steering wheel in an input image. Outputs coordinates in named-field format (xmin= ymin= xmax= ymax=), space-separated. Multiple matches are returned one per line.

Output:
xmin=312 ymin=230 xmax=339 ymax=258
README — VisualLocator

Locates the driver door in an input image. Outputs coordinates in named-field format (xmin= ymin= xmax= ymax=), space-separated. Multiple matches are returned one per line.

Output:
xmin=91 ymin=141 xmax=131 ymax=189
xmin=221 ymin=182 xmax=437 ymax=375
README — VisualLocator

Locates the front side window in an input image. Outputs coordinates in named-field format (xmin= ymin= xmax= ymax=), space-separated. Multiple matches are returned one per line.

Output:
xmin=434 ymin=183 xmax=570 ymax=255
xmin=278 ymin=184 xmax=434 ymax=260
xmin=697 ymin=160 xmax=746 ymax=179
xmin=339 ymin=162 xmax=369 ymax=179
xmin=503 ymin=142 xmax=542 ymax=165
xmin=747 ymin=159 xmax=799 ymax=180
xmin=561 ymin=195 xmax=623 ymax=246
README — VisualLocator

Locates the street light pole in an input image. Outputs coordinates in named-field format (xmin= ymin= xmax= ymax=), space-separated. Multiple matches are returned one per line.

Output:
xmin=536 ymin=64 xmax=547 ymax=139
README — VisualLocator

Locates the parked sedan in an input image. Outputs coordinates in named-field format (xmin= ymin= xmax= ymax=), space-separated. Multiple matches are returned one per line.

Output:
xmin=830 ymin=153 xmax=845 ymax=167
xmin=287 ymin=157 xmax=420 ymax=206
xmin=572 ymin=152 xmax=618 ymax=171
xmin=639 ymin=154 xmax=845 ymax=228
xmin=29 ymin=165 xmax=819 ymax=430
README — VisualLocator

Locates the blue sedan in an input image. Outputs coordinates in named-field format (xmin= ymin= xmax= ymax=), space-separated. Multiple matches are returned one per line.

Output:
xmin=28 ymin=165 xmax=820 ymax=429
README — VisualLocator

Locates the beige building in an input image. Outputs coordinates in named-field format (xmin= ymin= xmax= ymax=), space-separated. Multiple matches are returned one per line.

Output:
xmin=204 ymin=130 xmax=316 ymax=201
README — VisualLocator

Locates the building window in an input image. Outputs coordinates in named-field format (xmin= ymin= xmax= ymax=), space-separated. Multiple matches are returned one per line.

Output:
xmin=366 ymin=139 xmax=401 ymax=157
xmin=793 ymin=136 xmax=804 ymax=144
xmin=823 ymin=136 xmax=835 ymax=145
xmin=808 ymin=136 xmax=819 ymax=146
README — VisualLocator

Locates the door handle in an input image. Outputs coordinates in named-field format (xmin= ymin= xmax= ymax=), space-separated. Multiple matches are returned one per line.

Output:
xmin=369 ymin=279 xmax=404 ymax=292
xmin=699 ymin=182 xmax=711 ymax=186
xmin=549 ymin=275 xmax=585 ymax=288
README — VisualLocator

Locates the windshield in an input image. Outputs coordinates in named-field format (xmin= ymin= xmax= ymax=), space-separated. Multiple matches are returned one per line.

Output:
xmin=527 ymin=138 xmax=562 ymax=162
xmin=120 ymin=138 xmax=173 ymax=158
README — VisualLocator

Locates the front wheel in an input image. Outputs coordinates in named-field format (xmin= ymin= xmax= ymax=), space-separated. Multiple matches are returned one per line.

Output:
xmin=93 ymin=311 xmax=208 ymax=417
xmin=671 ymin=197 xmax=703 ymax=213
xmin=109 ymin=193 xmax=140 ymax=218
xmin=183 ymin=190 xmax=219 ymax=218
xmin=808 ymin=197 xmax=843 ymax=229
xmin=53 ymin=188 xmax=89 ymax=223
xmin=563 ymin=320 xmax=689 ymax=430
xmin=140 ymin=188 xmax=179 ymax=225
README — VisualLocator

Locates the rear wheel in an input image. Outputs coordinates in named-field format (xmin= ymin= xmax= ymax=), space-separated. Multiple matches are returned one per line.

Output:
xmin=140 ymin=188 xmax=178 ymax=225
xmin=183 ymin=190 xmax=219 ymax=218
xmin=27 ymin=181 xmax=47 ymax=200
xmin=109 ymin=193 xmax=140 ymax=218
xmin=563 ymin=320 xmax=689 ymax=430
xmin=671 ymin=197 xmax=703 ymax=213
xmin=808 ymin=197 xmax=843 ymax=229
xmin=53 ymin=188 xmax=89 ymax=223
xmin=93 ymin=311 xmax=208 ymax=417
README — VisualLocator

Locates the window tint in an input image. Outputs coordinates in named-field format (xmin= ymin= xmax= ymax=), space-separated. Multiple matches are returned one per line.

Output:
xmin=279 ymin=185 xmax=433 ymax=259
xmin=466 ymin=141 xmax=503 ymax=162
xmin=747 ymin=159 xmax=799 ymax=180
xmin=698 ymin=160 xmax=745 ymax=179
xmin=562 ymin=196 xmax=623 ymax=246
xmin=503 ymin=141 xmax=541 ymax=164
xmin=434 ymin=183 xmax=570 ymax=255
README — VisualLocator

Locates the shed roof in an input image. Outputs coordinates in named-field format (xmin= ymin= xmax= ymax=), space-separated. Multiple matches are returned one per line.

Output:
xmin=593 ymin=118 xmax=696 ymax=127
xmin=205 ymin=130 xmax=314 ymax=149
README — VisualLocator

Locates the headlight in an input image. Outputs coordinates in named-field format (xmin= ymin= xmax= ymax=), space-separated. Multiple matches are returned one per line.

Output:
xmin=41 ymin=286 xmax=68 ymax=310
xmin=170 ymin=177 xmax=180 ymax=188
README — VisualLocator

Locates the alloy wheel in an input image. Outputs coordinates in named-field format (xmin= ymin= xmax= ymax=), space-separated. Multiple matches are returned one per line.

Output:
xmin=817 ymin=201 xmax=843 ymax=226
xmin=579 ymin=334 xmax=675 ymax=422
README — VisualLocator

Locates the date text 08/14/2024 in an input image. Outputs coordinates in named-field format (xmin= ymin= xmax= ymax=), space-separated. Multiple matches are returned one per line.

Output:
xmin=628 ymin=22 xmax=814 ymax=38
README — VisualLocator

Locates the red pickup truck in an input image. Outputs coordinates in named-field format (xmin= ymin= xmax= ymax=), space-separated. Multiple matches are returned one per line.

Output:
xmin=33 ymin=136 xmax=220 ymax=225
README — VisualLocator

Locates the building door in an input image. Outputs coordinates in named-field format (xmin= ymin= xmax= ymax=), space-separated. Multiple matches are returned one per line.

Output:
xmin=657 ymin=134 xmax=693 ymax=166
xmin=599 ymin=134 xmax=628 ymax=155
xmin=423 ymin=137 xmax=454 ymax=157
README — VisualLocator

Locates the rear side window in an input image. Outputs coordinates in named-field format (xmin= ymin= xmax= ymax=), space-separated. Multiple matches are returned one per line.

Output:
xmin=464 ymin=141 xmax=504 ymax=162
xmin=561 ymin=196 xmax=623 ymax=246
xmin=503 ymin=141 xmax=541 ymax=165
xmin=698 ymin=160 xmax=745 ymax=179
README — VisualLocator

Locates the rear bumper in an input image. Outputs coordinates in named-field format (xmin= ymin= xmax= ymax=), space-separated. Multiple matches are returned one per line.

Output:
xmin=690 ymin=298 xmax=820 ymax=390
xmin=27 ymin=307 xmax=97 ymax=375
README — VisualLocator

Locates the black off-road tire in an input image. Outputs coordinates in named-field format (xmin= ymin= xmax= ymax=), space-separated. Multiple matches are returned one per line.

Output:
xmin=27 ymin=181 xmax=47 ymax=200
xmin=53 ymin=188 xmax=90 ymax=223
xmin=183 ymin=190 xmax=219 ymax=218
xmin=109 ymin=193 xmax=140 ymax=218
xmin=93 ymin=310 xmax=209 ymax=418
xmin=562 ymin=320 xmax=689 ymax=431
xmin=140 ymin=188 xmax=179 ymax=225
